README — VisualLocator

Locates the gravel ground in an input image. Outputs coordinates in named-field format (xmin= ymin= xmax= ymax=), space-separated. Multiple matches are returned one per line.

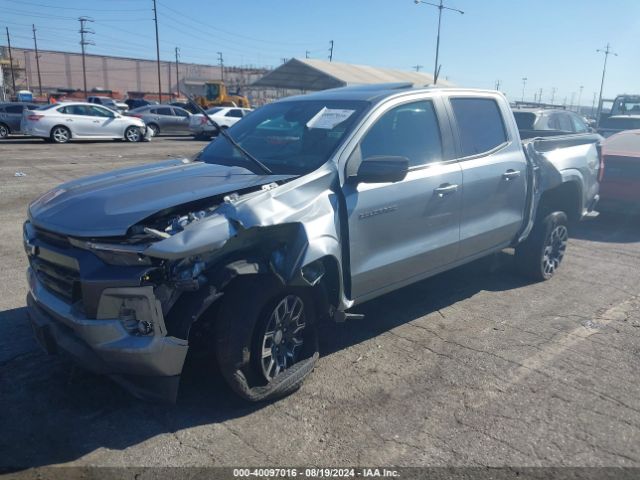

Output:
xmin=1 ymin=136 xmax=639 ymax=470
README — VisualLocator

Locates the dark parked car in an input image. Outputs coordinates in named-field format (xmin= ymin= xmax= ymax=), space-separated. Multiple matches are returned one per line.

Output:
xmin=599 ymin=129 xmax=640 ymax=212
xmin=0 ymin=102 xmax=40 ymax=138
xmin=124 ymin=98 xmax=157 ymax=111
xmin=170 ymin=101 xmax=200 ymax=114
xmin=512 ymin=107 xmax=592 ymax=139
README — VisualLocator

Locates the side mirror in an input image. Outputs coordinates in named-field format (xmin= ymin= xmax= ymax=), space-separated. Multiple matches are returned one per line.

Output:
xmin=355 ymin=156 xmax=409 ymax=183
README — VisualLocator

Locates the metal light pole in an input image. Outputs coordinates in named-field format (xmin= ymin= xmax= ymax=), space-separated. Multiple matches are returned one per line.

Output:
xmin=217 ymin=51 xmax=224 ymax=82
xmin=414 ymin=0 xmax=464 ymax=85
xmin=521 ymin=77 xmax=527 ymax=102
xmin=595 ymin=43 xmax=617 ymax=127
xmin=174 ymin=47 xmax=180 ymax=91
xmin=577 ymin=85 xmax=584 ymax=113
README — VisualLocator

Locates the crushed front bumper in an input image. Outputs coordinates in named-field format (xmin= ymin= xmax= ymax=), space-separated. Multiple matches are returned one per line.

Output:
xmin=26 ymin=268 xmax=188 ymax=402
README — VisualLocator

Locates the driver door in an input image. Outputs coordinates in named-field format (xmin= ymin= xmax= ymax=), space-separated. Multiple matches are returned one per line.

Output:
xmin=343 ymin=99 xmax=462 ymax=301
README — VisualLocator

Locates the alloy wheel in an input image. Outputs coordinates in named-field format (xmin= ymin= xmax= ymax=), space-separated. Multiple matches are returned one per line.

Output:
xmin=542 ymin=224 xmax=568 ymax=276
xmin=260 ymin=295 xmax=306 ymax=381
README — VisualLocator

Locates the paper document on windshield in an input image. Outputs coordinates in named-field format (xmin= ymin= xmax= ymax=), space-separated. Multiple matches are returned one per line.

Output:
xmin=306 ymin=107 xmax=355 ymax=130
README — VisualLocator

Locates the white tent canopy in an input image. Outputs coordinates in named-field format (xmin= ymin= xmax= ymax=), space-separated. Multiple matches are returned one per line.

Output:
xmin=252 ymin=58 xmax=452 ymax=91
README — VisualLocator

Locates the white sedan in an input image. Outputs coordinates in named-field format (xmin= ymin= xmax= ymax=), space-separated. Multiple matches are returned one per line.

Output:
xmin=21 ymin=102 xmax=147 ymax=143
xmin=189 ymin=106 xmax=252 ymax=139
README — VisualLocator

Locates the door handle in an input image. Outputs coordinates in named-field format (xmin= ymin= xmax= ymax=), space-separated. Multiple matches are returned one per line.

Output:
xmin=434 ymin=184 xmax=459 ymax=197
xmin=502 ymin=170 xmax=521 ymax=180
xmin=66 ymin=119 xmax=73 ymax=122
xmin=93 ymin=120 xmax=100 ymax=123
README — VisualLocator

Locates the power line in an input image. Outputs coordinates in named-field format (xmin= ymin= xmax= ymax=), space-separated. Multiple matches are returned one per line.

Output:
xmin=5 ymin=27 xmax=17 ymax=94
xmin=32 ymin=23 xmax=42 ymax=95
xmin=218 ymin=51 xmax=224 ymax=82
xmin=152 ymin=0 xmax=162 ymax=101
xmin=595 ymin=43 xmax=617 ymax=127
xmin=2 ymin=0 xmax=149 ymax=12
xmin=78 ymin=16 xmax=94 ymax=98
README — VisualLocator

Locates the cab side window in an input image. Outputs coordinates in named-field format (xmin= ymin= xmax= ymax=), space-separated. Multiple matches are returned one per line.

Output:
xmin=450 ymin=98 xmax=507 ymax=157
xmin=359 ymin=100 xmax=443 ymax=167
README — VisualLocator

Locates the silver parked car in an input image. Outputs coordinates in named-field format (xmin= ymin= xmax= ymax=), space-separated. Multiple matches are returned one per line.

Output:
xmin=127 ymin=105 xmax=192 ymax=136
xmin=0 ymin=102 xmax=40 ymax=138
xmin=21 ymin=102 xmax=146 ymax=143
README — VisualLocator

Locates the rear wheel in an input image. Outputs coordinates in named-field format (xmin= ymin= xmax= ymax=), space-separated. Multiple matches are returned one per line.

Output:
xmin=515 ymin=211 xmax=568 ymax=281
xmin=50 ymin=125 xmax=71 ymax=144
xmin=0 ymin=123 xmax=9 ymax=139
xmin=215 ymin=276 xmax=319 ymax=402
xmin=124 ymin=126 xmax=142 ymax=142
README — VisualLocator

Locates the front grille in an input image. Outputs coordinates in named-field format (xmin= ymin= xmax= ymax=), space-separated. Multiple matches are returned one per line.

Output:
xmin=31 ymin=256 xmax=81 ymax=304
xmin=603 ymin=155 xmax=640 ymax=181
xmin=33 ymin=227 xmax=71 ymax=248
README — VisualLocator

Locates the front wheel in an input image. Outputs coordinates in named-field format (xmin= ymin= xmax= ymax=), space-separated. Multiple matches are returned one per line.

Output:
xmin=50 ymin=125 xmax=71 ymax=144
xmin=0 ymin=123 xmax=9 ymax=139
xmin=515 ymin=211 xmax=568 ymax=281
xmin=124 ymin=126 xmax=142 ymax=142
xmin=215 ymin=277 xmax=319 ymax=402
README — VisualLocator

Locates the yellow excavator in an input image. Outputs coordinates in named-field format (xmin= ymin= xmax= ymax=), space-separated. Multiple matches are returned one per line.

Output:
xmin=195 ymin=81 xmax=250 ymax=108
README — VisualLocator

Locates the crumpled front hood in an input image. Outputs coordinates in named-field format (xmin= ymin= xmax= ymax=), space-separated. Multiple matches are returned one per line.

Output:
xmin=29 ymin=159 xmax=292 ymax=237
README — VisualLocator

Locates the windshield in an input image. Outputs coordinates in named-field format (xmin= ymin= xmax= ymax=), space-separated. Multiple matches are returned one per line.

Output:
xmin=198 ymin=99 xmax=368 ymax=175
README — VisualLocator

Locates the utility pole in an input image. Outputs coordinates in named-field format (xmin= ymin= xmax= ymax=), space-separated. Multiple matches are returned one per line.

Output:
xmin=537 ymin=88 xmax=543 ymax=104
xmin=591 ymin=92 xmax=597 ymax=117
xmin=152 ymin=0 xmax=162 ymax=103
xmin=569 ymin=92 xmax=575 ymax=110
xmin=305 ymin=50 xmax=310 ymax=59
xmin=414 ymin=0 xmax=464 ymax=85
xmin=413 ymin=65 xmax=424 ymax=72
xmin=32 ymin=24 xmax=43 ymax=97
xmin=174 ymin=47 xmax=180 ymax=91
xmin=78 ymin=17 xmax=94 ymax=99
xmin=494 ymin=80 xmax=501 ymax=91
xmin=550 ymin=87 xmax=556 ymax=105
xmin=596 ymin=43 xmax=617 ymax=127
xmin=329 ymin=40 xmax=334 ymax=62
xmin=217 ymin=52 xmax=224 ymax=82
xmin=577 ymin=85 xmax=584 ymax=113
xmin=5 ymin=27 xmax=16 ymax=96
xmin=521 ymin=77 xmax=527 ymax=102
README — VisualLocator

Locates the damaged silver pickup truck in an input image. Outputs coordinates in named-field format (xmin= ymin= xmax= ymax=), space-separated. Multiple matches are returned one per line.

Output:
xmin=24 ymin=84 xmax=602 ymax=402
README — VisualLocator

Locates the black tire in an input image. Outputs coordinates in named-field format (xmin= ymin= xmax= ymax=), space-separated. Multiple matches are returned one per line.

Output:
xmin=515 ymin=211 xmax=568 ymax=281
xmin=0 ymin=123 xmax=9 ymax=139
xmin=214 ymin=276 xmax=319 ymax=402
xmin=124 ymin=126 xmax=142 ymax=142
xmin=147 ymin=123 xmax=160 ymax=136
xmin=50 ymin=125 xmax=71 ymax=144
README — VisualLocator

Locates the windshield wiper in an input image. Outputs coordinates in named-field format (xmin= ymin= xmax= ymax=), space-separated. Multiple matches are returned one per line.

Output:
xmin=182 ymin=92 xmax=273 ymax=175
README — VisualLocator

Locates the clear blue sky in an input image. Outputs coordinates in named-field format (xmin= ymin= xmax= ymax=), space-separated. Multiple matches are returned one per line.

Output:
xmin=2 ymin=0 xmax=637 ymax=106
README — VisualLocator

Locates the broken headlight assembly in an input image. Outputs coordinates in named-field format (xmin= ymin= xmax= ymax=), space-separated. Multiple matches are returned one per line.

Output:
xmin=69 ymin=238 xmax=153 ymax=266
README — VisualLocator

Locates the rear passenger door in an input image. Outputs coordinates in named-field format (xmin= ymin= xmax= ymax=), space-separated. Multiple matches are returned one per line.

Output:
xmin=449 ymin=96 xmax=528 ymax=259
xmin=344 ymin=98 xmax=462 ymax=300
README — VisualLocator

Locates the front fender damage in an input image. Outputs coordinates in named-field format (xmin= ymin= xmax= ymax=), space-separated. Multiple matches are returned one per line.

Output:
xmin=134 ymin=168 xmax=347 ymax=399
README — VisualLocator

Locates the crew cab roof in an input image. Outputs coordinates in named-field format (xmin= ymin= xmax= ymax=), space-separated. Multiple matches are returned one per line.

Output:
xmin=277 ymin=83 xmax=500 ymax=104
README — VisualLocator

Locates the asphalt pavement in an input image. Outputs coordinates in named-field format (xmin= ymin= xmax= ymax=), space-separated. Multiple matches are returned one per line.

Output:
xmin=1 ymin=136 xmax=639 ymax=470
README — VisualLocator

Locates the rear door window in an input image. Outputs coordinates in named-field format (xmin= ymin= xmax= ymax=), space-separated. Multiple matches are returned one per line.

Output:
xmin=226 ymin=109 xmax=244 ymax=118
xmin=557 ymin=114 xmax=574 ymax=132
xmin=450 ymin=98 xmax=507 ymax=157
xmin=156 ymin=107 xmax=173 ymax=116
xmin=5 ymin=105 xmax=24 ymax=114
